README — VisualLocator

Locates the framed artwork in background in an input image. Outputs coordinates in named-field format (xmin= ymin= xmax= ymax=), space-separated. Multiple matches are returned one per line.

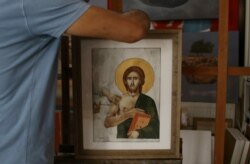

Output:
xmin=108 ymin=0 xmax=218 ymax=20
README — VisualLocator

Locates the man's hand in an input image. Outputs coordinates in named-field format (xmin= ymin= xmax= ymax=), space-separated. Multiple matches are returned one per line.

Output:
xmin=121 ymin=9 xmax=150 ymax=36
xmin=66 ymin=6 xmax=150 ymax=43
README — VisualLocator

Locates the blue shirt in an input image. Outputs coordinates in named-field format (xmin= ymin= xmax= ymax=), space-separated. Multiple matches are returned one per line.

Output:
xmin=0 ymin=0 xmax=90 ymax=163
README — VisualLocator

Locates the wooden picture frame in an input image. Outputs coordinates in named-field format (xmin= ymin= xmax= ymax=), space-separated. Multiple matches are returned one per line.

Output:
xmin=72 ymin=30 xmax=182 ymax=159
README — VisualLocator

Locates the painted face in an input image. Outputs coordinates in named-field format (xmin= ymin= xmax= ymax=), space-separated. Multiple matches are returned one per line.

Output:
xmin=126 ymin=71 xmax=140 ymax=93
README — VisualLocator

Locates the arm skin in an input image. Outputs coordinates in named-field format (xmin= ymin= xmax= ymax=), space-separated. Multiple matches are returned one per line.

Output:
xmin=65 ymin=6 xmax=150 ymax=43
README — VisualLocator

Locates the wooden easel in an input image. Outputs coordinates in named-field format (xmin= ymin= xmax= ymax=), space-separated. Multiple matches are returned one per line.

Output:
xmin=214 ymin=0 xmax=250 ymax=163
xmin=177 ymin=0 xmax=250 ymax=163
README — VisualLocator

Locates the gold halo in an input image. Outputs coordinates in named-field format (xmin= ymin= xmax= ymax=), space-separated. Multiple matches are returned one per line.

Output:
xmin=115 ymin=58 xmax=154 ymax=93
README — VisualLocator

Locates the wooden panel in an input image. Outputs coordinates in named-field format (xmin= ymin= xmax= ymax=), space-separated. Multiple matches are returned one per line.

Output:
xmin=228 ymin=67 xmax=250 ymax=76
xmin=215 ymin=0 xmax=229 ymax=163
xmin=182 ymin=66 xmax=250 ymax=76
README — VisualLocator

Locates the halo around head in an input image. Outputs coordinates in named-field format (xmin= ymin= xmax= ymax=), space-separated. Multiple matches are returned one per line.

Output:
xmin=115 ymin=58 xmax=154 ymax=93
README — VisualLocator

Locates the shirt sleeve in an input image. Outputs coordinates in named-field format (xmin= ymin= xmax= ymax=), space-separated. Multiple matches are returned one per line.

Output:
xmin=23 ymin=0 xmax=91 ymax=38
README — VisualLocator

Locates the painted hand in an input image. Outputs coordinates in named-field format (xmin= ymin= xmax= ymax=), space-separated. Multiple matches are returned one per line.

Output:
xmin=127 ymin=130 xmax=139 ymax=138
xmin=126 ymin=108 xmax=144 ymax=118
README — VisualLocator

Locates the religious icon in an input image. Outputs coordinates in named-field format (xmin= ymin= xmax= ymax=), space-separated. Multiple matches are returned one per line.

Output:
xmin=101 ymin=58 xmax=160 ymax=139
xmin=91 ymin=48 xmax=161 ymax=142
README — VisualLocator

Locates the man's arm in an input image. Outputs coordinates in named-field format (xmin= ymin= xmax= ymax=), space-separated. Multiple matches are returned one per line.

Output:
xmin=65 ymin=6 xmax=150 ymax=43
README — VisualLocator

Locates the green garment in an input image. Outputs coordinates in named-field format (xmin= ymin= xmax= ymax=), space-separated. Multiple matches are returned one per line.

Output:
xmin=117 ymin=93 xmax=159 ymax=138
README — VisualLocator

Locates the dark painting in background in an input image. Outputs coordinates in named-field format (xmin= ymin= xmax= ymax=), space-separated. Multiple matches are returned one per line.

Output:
xmin=181 ymin=32 xmax=239 ymax=103
xmin=84 ymin=0 xmax=107 ymax=8
xmin=123 ymin=0 xmax=219 ymax=20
